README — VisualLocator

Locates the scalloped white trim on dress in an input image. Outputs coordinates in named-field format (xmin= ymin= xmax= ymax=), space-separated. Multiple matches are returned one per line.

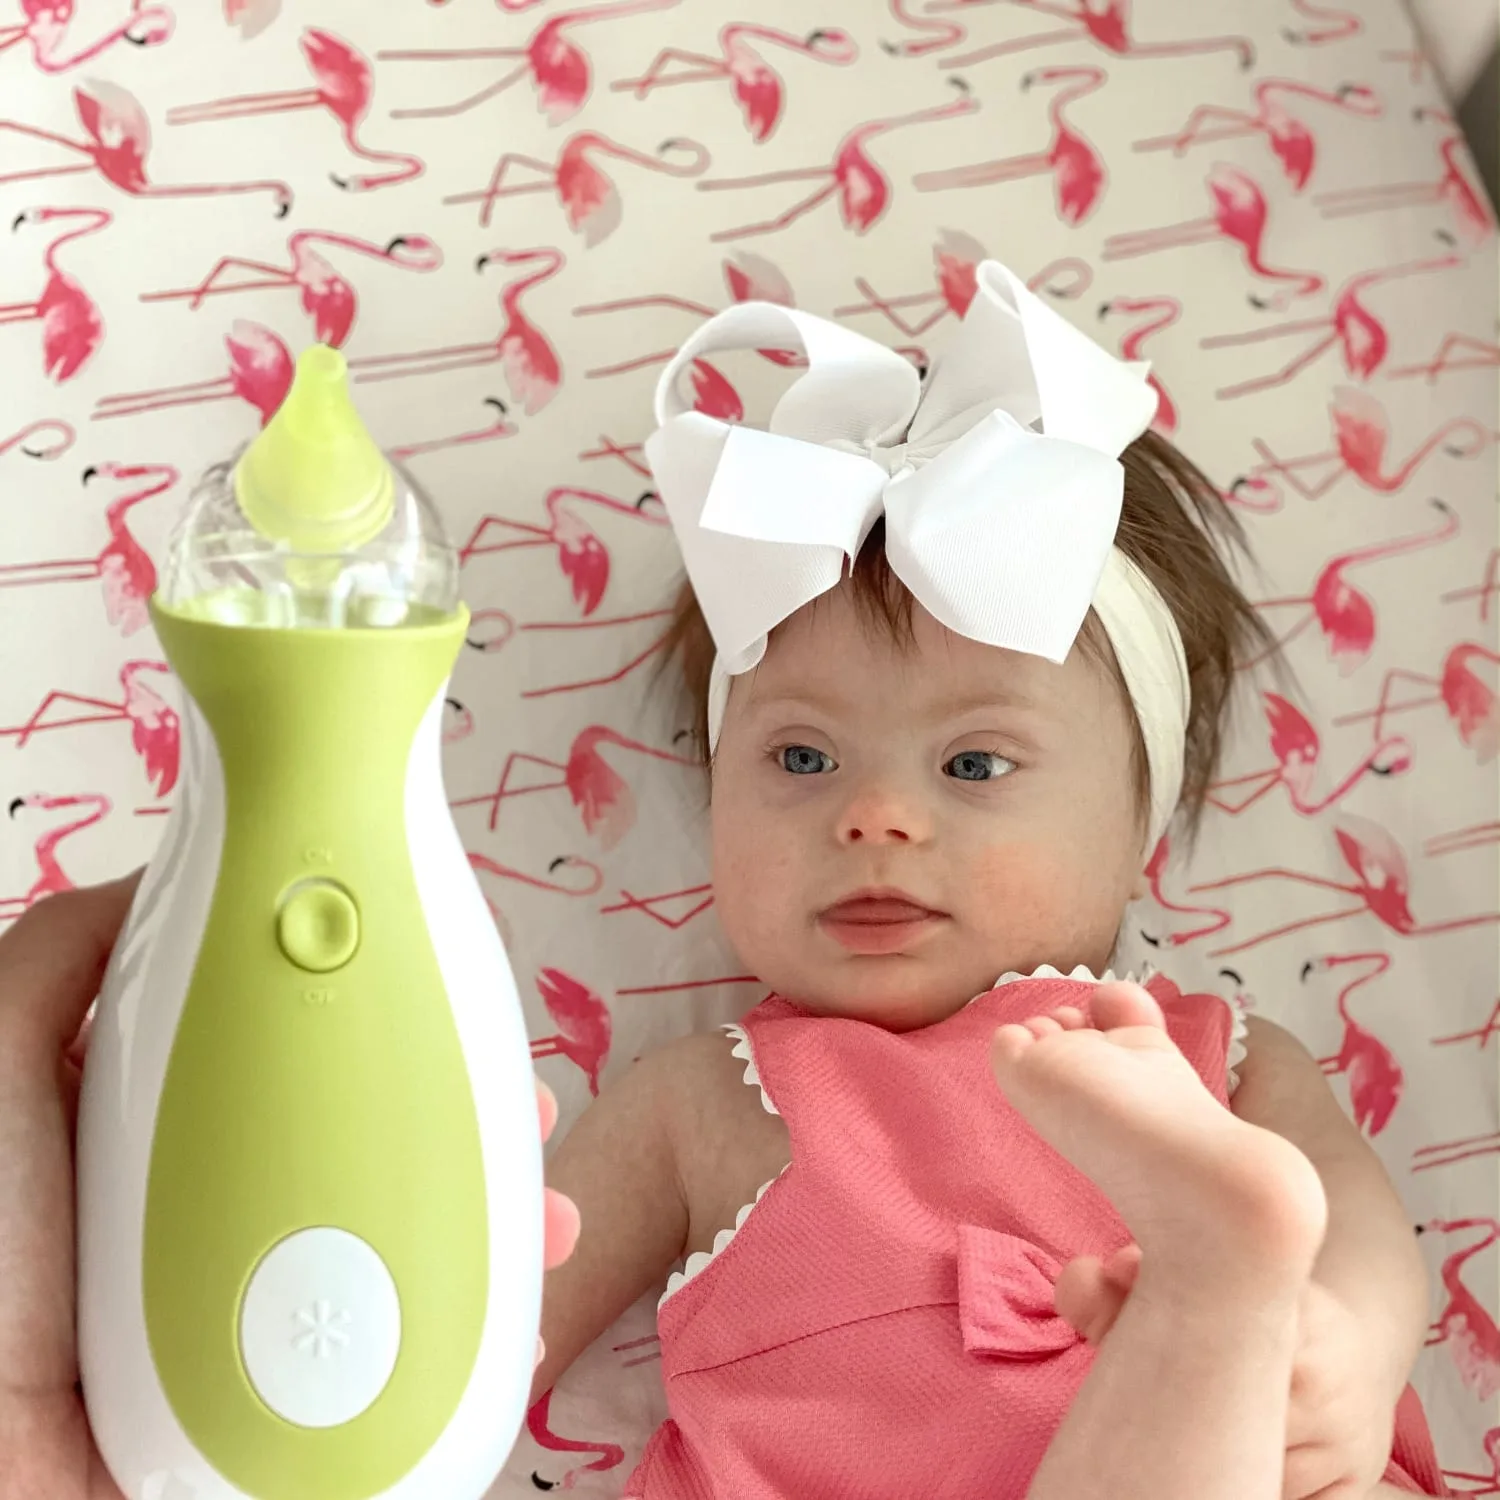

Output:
xmin=724 ymin=1021 xmax=780 ymax=1116
xmin=660 ymin=1172 xmax=783 ymax=1308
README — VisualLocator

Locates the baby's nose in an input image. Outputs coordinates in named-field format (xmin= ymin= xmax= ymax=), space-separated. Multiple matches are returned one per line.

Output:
xmin=836 ymin=783 xmax=933 ymax=846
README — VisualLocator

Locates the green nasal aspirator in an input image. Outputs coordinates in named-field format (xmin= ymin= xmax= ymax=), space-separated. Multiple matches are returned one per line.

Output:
xmin=76 ymin=345 xmax=544 ymax=1500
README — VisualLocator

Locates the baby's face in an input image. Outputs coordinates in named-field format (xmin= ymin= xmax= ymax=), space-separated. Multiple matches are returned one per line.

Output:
xmin=710 ymin=586 xmax=1149 ymax=1031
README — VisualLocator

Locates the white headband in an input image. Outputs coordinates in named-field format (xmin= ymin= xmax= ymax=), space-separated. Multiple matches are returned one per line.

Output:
xmin=643 ymin=260 xmax=1191 ymax=852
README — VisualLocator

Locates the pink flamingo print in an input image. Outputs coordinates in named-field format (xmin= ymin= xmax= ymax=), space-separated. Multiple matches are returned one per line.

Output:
xmin=379 ymin=0 xmax=681 ymax=126
xmin=881 ymin=0 xmax=967 ymax=57
xmin=1334 ymin=643 xmax=1499 ymax=765
xmin=1240 ymin=499 xmax=1458 ymax=673
xmin=0 ymin=0 xmax=173 ymax=72
xmin=1189 ymin=814 xmax=1500 ymax=957
xmin=0 ymin=81 xmax=291 ymax=213
xmin=1414 ymin=1128 xmax=1500 ymax=1173
xmin=526 ymin=1388 xmax=626 ymax=1487
xmin=465 ymin=246 xmax=565 ymax=416
xmin=1419 ymin=1219 xmax=1500 ymax=1399
xmin=1300 ymin=950 xmax=1401 ymax=1135
xmin=389 ymin=399 xmax=517 ymax=463
xmin=602 ymin=881 xmax=715 ymax=929
xmin=1444 ymin=550 xmax=1500 ymax=623
xmin=1389 ymin=332 xmax=1500 ymax=384
xmin=1281 ymin=0 xmax=1360 ymax=44
xmin=914 ymin=66 xmax=1106 ymax=227
xmin=464 ymin=605 xmax=676 ymax=701
xmin=1427 ymin=821 xmax=1500 ymax=863
xmin=467 ymin=853 xmax=604 ymax=944
xmin=1198 ymin=249 xmax=1463 ymax=400
xmin=0 ymin=417 xmax=73 ymax=460
xmin=696 ymin=77 xmax=976 ymax=242
xmin=93 ymin=320 xmax=292 ymax=428
xmin=0 ymin=461 xmax=174 ymax=635
xmin=443 ymin=697 xmax=474 ymax=744
xmin=1245 ymin=388 xmax=1494 ymax=500
xmin=1138 ymin=834 xmax=1229 ymax=950
xmin=0 ymin=792 xmax=111 ymax=922
xmin=453 ymin=725 xmax=697 ymax=849
xmin=1207 ymin=693 xmax=1410 ymax=817
xmin=935 ymin=0 xmax=1254 ymax=72
xmin=1102 ymin=165 xmax=1324 ymax=311
xmin=1134 ymin=80 xmax=1382 ymax=191
xmin=1315 ymin=109 xmax=1493 ymax=246
xmin=460 ymin=486 xmax=666 ymax=615
xmin=139 ymin=230 xmax=442 ymax=349
xmin=573 ymin=250 xmax=793 ymax=393
xmin=0 ymin=661 xmax=177 ymax=795
xmin=528 ymin=969 xmax=613 ymax=1096
xmin=446 ymin=131 xmax=710 ymax=237
xmin=1441 ymin=1427 xmax=1500 ymax=1497
xmin=613 ymin=23 xmax=859 ymax=143
xmin=165 ymin=29 xmax=421 ymax=192
xmin=1097 ymin=296 xmax=1180 ymax=434
xmin=223 ymin=0 xmax=279 ymax=39
xmin=2 ymin=205 xmax=109 ymax=383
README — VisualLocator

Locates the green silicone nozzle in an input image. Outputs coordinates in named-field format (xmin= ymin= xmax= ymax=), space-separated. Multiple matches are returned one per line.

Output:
xmin=234 ymin=344 xmax=394 ymax=553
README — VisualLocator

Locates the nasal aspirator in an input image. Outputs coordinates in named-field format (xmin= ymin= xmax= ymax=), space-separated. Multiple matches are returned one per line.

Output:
xmin=76 ymin=346 xmax=544 ymax=1500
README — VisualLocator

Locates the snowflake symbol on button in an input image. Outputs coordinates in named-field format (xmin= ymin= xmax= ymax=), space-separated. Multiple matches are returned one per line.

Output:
xmin=292 ymin=1298 xmax=352 ymax=1359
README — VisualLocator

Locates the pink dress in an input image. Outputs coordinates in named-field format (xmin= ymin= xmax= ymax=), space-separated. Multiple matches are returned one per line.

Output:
xmin=623 ymin=972 xmax=1448 ymax=1499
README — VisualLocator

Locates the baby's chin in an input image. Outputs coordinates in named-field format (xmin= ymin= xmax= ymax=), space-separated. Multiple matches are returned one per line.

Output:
xmin=759 ymin=957 xmax=1002 ymax=1034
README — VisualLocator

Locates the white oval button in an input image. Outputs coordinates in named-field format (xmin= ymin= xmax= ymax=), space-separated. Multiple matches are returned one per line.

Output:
xmin=239 ymin=1227 xmax=401 ymax=1429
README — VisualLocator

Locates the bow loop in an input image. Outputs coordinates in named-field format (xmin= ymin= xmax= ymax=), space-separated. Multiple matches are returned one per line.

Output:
xmin=956 ymin=1224 xmax=1082 ymax=1360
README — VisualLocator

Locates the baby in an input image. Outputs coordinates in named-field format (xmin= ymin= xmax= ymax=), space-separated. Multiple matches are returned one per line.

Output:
xmin=534 ymin=263 xmax=1439 ymax=1500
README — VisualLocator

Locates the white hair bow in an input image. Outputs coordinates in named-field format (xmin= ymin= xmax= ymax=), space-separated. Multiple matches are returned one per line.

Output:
xmin=643 ymin=259 xmax=1191 ymax=851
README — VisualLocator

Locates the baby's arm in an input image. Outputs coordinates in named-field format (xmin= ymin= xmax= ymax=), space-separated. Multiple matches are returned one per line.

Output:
xmin=530 ymin=1039 xmax=692 ymax=1402
xmin=1229 ymin=1017 xmax=1429 ymax=1391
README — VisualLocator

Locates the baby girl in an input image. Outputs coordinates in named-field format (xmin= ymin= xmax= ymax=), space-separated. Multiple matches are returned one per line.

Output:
xmin=534 ymin=262 xmax=1441 ymax=1500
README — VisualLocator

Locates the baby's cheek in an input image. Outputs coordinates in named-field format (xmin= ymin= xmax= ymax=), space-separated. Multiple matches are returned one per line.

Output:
xmin=966 ymin=843 xmax=1119 ymax=962
xmin=711 ymin=802 xmax=803 ymax=954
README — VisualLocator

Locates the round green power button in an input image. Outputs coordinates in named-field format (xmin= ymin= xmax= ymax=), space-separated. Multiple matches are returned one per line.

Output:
xmin=276 ymin=880 xmax=361 ymax=973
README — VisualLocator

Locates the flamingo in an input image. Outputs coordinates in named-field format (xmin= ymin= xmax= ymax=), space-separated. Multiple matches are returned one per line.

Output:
xmin=880 ymin=0 xmax=968 ymax=58
xmin=0 ymin=0 xmax=173 ymax=72
xmin=1 ymin=206 xmax=109 ymax=382
xmin=1333 ymin=643 xmax=1499 ymax=765
xmin=1097 ymin=296 xmax=1180 ymax=434
xmin=1444 ymin=549 xmax=1500 ymax=623
xmin=1440 ymin=1426 xmax=1500 ymax=1497
xmin=526 ymin=1388 xmax=626 ymax=1488
xmin=464 ymin=605 xmax=676 ymax=700
xmin=1390 ymin=332 xmax=1500 ymax=384
xmin=1246 ymin=388 xmax=1494 ymax=500
xmin=1420 ymin=1218 xmax=1500 ymax=1400
xmin=1315 ymin=108 xmax=1493 ymax=246
xmin=388 ymin=400 xmax=517 ymax=463
xmin=528 ymin=969 xmax=614 ymax=1096
xmin=445 ymin=131 xmax=710 ymax=238
xmin=379 ymin=0 xmax=681 ymax=126
xmin=467 ymin=854 xmax=604 ymax=946
xmin=1239 ymin=499 xmax=1458 ymax=674
xmin=1134 ymin=80 xmax=1382 ymax=191
xmin=453 ymin=724 xmax=699 ymax=848
xmin=833 ymin=227 xmax=989 ymax=338
xmin=601 ymin=881 xmax=716 ymax=929
xmin=1198 ymin=250 xmax=1463 ymax=400
xmin=139 ymin=230 xmax=442 ymax=349
xmin=0 ymin=661 xmax=177 ymax=796
xmin=1414 ymin=1128 xmax=1500 ymax=1172
xmin=914 ymin=66 xmax=1105 ymax=227
xmin=460 ymin=486 xmax=666 ymax=616
xmin=1207 ymin=693 xmax=1410 ymax=817
xmin=613 ymin=24 xmax=859 ymax=143
xmin=459 ymin=246 xmax=564 ymax=416
xmin=165 ymin=29 xmax=421 ymax=192
xmin=0 ymin=80 xmax=291 ymax=213
xmin=0 ymin=417 xmax=73 ymax=460
xmin=1300 ymin=951 xmax=1401 ymax=1136
xmin=0 ymin=461 xmax=175 ymax=636
xmin=93 ymin=320 xmax=293 ymax=428
xmin=573 ymin=249 xmax=794 ymax=385
xmin=1281 ymin=0 xmax=1361 ymax=44
xmin=695 ymin=77 xmax=977 ymax=242
xmin=0 ymin=792 xmax=111 ymax=921
xmin=1138 ymin=834 xmax=1230 ymax=950
xmin=442 ymin=697 xmax=474 ymax=744
xmin=222 ymin=0 xmax=278 ymax=39
xmin=1102 ymin=164 xmax=1324 ymax=311
xmin=934 ymin=0 xmax=1255 ymax=72
xmin=1189 ymin=813 xmax=1499 ymax=957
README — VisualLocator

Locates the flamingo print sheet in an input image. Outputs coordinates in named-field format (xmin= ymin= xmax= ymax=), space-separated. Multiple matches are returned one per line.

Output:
xmin=0 ymin=0 xmax=1495 ymax=1491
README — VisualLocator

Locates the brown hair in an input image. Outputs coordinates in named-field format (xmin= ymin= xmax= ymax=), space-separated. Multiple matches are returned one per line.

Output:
xmin=661 ymin=429 xmax=1273 ymax=836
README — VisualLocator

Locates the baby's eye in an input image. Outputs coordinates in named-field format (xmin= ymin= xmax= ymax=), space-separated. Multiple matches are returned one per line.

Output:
xmin=945 ymin=750 xmax=1015 ymax=782
xmin=779 ymin=745 xmax=837 ymax=775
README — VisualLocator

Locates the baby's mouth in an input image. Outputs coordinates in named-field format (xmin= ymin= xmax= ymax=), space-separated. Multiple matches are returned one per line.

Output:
xmin=818 ymin=891 xmax=949 ymax=954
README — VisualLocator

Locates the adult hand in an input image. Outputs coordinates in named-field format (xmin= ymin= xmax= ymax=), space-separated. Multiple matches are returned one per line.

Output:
xmin=0 ymin=878 xmax=580 ymax=1500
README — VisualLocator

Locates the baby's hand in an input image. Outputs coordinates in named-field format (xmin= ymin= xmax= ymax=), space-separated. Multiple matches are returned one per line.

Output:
xmin=1055 ymin=1252 xmax=1397 ymax=1498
